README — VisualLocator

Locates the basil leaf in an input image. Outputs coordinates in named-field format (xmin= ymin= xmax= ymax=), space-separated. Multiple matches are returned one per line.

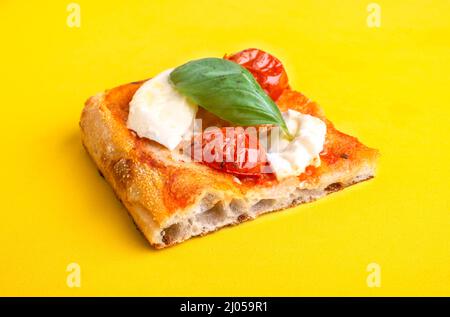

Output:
xmin=169 ymin=58 xmax=290 ymax=137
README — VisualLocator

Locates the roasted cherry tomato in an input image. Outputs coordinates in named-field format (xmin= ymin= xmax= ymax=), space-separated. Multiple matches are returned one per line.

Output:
xmin=191 ymin=127 xmax=271 ymax=177
xmin=225 ymin=48 xmax=289 ymax=101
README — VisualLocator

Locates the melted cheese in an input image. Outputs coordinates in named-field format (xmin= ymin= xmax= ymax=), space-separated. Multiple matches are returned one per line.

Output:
xmin=127 ymin=69 xmax=198 ymax=150
xmin=262 ymin=110 xmax=326 ymax=180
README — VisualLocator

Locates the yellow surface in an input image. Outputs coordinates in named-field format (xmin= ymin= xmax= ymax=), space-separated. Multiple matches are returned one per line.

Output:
xmin=1 ymin=0 xmax=449 ymax=296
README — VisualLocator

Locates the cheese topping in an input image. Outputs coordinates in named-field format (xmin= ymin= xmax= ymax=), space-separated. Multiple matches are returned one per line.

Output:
xmin=127 ymin=69 xmax=198 ymax=150
xmin=127 ymin=68 xmax=326 ymax=180
xmin=262 ymin=109 xmax=326 ymax=180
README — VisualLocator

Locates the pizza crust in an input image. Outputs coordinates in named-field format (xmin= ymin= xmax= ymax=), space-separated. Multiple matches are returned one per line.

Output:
xmin=80 ymin=82 xmax=378 ymax=249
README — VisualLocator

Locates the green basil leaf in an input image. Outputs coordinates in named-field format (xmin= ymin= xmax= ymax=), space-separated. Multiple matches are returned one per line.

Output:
xmin=169 ymin=58 xmax=291 ymax=137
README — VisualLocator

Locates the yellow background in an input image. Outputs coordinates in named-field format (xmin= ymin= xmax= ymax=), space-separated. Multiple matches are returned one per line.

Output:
xmin=1 ymin=0 xmax=449 ymax=296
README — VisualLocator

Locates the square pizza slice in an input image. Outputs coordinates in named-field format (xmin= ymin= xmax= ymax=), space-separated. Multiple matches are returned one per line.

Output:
xmin=80 ymin=49 xmax=378 ymax=248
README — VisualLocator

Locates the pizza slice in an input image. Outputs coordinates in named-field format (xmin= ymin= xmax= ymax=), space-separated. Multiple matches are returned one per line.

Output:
xmin=80 ymin=48 xmax=378 ymax=248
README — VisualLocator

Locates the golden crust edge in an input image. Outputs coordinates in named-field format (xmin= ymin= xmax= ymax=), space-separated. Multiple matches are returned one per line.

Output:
xmin=80 ymin=92 xmax=163 ymax=245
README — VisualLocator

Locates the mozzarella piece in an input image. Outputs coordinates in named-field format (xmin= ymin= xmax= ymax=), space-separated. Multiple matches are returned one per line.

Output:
xmin=127 ymin=69 xmax=198 ymax=150
xmin=263 ymin=110 xmax=326 ymax=180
